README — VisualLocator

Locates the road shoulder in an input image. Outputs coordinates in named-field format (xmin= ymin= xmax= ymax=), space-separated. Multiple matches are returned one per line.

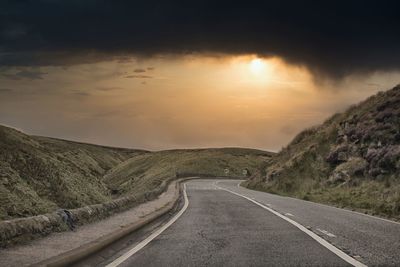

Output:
xmin=0 ymin=181 xmax=181 ymax=267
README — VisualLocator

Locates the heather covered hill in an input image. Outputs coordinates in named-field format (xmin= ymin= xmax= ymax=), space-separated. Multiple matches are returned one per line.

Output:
xmin=244 ymin=85 xmax=400 ymax=219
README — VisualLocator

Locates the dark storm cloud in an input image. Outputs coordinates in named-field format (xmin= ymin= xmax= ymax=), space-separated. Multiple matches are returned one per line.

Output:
xmin=95 ymin=86 xmax=122 ymax=91
xmin=1 ymin=70 xmax=47 ymax=80
xmin=133 ymin=68 xmax=146 ymax=73
xmin=1 ymin=0 xmax=400 ymax=78
xmin=125 ymin=74 xmax=152 ymax=79
xmin=70 ymin=90 xmax=90 ymax=97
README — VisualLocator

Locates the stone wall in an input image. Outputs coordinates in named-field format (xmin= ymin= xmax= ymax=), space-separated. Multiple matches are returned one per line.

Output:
xmin=0 ymin=181 xmax=168 ymax=247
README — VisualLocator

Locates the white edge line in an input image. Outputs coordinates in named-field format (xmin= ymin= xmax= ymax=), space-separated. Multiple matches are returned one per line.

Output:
xmin=235 ymin=181 xmax=400 ymax=226
xmin=215 ymin=184 xmax=367 ymax=267
xmin=105 ymin=184 xmax=189 ymax=267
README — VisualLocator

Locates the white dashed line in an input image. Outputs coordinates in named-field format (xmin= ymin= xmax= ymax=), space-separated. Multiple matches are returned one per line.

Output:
xmin=215 ymin=183 xmax=366 ymax=267
xmin=317 ymin=228 xmax=337 ymax=238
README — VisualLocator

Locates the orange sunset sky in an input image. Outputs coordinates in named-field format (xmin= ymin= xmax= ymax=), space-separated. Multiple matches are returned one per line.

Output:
xmin=1 ymin=54 xmax=399 ymax=151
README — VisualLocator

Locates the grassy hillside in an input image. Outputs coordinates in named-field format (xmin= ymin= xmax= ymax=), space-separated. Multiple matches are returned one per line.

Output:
xmin=244 ymin=85 xmax=400 ymax=219
xmin=0 ymin=125 xmax=147 ymax=220
xmin=0 ymin=125 xmax=272 ymax=220
xmin=103 ymin=148 xmax=272 ymax=196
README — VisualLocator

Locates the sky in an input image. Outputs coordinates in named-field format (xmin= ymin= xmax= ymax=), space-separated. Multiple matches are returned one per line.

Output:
xmin=1 ymin=1 xmax=400 ymax=151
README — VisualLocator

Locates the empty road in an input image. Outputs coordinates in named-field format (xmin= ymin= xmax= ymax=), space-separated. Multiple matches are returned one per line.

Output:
xmin=76 ymin=179 xmax=400 ymax=267
xmin=217 ymin=179 xmax=400 ymax=266
xmin=78 ymin=179 xmax=399 ymax=267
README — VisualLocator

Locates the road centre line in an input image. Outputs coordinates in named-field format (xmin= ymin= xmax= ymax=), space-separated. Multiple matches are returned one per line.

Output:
xmin=215 ymin=181 xmax=366 ymax=267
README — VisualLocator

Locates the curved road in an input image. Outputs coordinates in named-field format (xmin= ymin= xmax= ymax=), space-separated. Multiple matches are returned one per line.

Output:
xmin=218 ymin=179 xmax=400 ymax=266
xmin=95 ymin=179 xmax=386 ymax=267
xmin=78 ymin=179 xmax=400 ymax=267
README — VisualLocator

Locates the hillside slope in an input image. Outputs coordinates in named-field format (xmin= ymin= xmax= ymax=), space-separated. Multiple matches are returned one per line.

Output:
xmin=245 ymin=85 xmax=400 ymax=219
xmin=0 ymin=126 xmax=146 ymax=220
xmin=0 ymin=125 xmax=273 ymax=220
xmin=103 ymin=148 xmax=272 ymax=196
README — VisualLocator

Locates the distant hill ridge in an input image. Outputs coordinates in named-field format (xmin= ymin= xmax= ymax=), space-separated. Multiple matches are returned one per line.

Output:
xmin=245 ymin=84 xmax=400 ymax=219
xmin=0 ymin=125 xmax=271 ymax=220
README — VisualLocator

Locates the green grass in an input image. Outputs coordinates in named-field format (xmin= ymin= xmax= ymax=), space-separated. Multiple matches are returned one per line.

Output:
xmin=0 ymin=125 xmax=146 ymax=220
xmin=245 ymin=179 xmax=400 ymax=220
xmin=0 ymin=125 xmax=272 ymax=220
xmin=103 ymin=149 xmax=271 ymax=196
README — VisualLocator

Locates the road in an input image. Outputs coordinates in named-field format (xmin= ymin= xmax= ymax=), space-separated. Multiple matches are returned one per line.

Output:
xmin=76 ymin=178 xmax=400 ymax=267
xmin=217 ymin=179 xmax=400 ymax=266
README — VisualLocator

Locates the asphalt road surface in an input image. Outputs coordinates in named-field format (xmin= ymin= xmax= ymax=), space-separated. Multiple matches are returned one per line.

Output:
xmin=108 ymin=179 xmax=349 ymax=266
xmin=217 ymin=179 xmax=400 ymax=266
xmin=78 ymin=179 xmax=400 ymax=267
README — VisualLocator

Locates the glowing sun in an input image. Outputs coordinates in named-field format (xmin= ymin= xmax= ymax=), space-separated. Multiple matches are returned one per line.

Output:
xmin=249 ymin=58 xmax=265 ymax=74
